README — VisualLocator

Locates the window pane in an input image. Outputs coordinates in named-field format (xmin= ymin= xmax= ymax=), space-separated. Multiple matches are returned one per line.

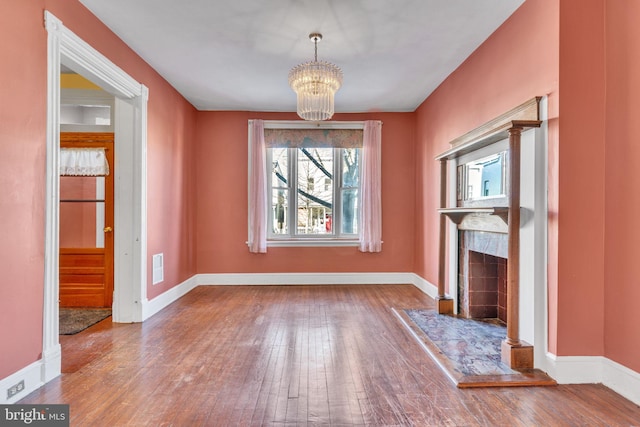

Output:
xmin=271 ymin=148 xmax=288 ymax=188
xmin=59 ymin=176 xmax=105 ymax=248
xmin=270 ymin=148 xmax=289 ymax=235
xmin=297 ymin=148 xmax=333 ymax=235
xmin=342 ymin=148 xmax=359 ymax=235
xmin=342 ymin=148 xmax=359 ymax=187
xmin=272 ymin=189 xmax=288 ymax=234
xmin=341 ymin=188 xmax=359 ymax=234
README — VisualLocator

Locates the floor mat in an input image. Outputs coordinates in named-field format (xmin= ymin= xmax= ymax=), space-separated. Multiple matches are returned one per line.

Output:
xmin=59 ymin=308 xmax=111 ymax=335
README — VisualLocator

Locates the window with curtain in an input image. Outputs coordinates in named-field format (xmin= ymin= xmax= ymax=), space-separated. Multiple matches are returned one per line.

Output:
xmin=248 ymin=120 xmax=382 ymax=251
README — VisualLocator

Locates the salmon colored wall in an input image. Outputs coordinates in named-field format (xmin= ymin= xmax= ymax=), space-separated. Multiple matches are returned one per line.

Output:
xmin=556 ymin=0 xmax=606 ymax=356
xmin=145 ymin=79 xmax=197 ymax=300
xmin=414 ymin=1 xmax=559 ymax=308
xmin=195 ymin=111 xmax=416 ymax=274
xmin=0 ymin=0 xmax=197 ymax=379
xmin=0 ymin=0 xmax=47 ymax=379
xmin=604 ymin=0 xmax=640 ymax=372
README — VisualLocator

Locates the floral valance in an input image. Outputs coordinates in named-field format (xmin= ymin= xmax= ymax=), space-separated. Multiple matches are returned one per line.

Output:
xmin=60 ymin=148 xmax=109 ymax=176
xmin=264 ymin=128 xmax=363 ymax=148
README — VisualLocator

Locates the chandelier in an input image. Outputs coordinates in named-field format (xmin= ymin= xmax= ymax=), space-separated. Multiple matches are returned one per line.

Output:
xmin=289 ymin=33 xmax=343 ymax=121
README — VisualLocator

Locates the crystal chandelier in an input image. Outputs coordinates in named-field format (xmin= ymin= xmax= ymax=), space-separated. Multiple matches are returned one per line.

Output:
xmin=289 ymin=33 xmax=343 ymax=121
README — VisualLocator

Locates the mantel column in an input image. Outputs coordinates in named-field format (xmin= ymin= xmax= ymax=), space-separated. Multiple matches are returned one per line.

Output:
xmin=437 ymin=159 xmax=453 ymax=314
xmin=501 ymin=126 xmax=533 ymax=369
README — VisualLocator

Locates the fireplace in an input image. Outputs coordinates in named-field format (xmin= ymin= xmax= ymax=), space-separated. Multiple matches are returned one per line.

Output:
xmin=435 ymin=97 xmax=544 ymax=369
xmin=458 ymin=230 xmax=508 ymax=322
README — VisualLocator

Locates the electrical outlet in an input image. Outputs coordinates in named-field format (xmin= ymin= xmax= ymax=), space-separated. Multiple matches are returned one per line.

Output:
xmin=7 ymin=380 xmax=25 ymax=399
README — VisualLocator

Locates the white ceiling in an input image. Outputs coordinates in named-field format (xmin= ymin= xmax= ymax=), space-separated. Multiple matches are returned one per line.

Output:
xmin=79 ymin=0 xmax=525 ymax=113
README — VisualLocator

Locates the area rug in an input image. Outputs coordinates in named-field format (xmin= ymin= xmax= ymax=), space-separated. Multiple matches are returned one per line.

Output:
xmin=59 ymin=308 xmax=111 ymax=335
xmin=393 ymin=308 xmax=556 ymax=388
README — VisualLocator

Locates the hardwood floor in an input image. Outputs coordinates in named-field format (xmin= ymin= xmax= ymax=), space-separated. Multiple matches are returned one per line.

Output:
xmin=20 ymin=285 xmax=640 ymax=426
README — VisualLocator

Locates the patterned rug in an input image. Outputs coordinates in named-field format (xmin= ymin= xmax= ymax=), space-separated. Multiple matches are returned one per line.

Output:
xmin=394 ymin=308 xmax=556 ymax=387
xmin=59 ymin=308 xmax=111 ymax=335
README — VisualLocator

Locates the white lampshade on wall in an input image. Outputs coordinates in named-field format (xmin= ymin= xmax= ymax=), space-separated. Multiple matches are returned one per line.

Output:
xmin=289 ymin=33 xmax=343 ymax=121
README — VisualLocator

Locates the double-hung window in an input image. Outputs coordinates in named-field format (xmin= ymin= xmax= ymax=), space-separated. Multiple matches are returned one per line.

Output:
xmin=267 ymin=146 xmax=360 ymax=240
xmin=248 ymin=120 xmax=382 ymax=252
xmin=263 ymin=124 xmax=363 ymax=244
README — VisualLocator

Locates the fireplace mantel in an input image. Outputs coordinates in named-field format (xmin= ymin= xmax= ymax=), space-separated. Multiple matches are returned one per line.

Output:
xmin=434 ymin=97 xmax=542 ymax=370
xmin=438 ymin=207 xmax=509 ymax=225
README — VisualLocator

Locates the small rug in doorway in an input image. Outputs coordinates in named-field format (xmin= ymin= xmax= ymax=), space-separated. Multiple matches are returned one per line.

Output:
xmin=393 ymin=308 xmax=556 ymax=388
xmin=59 ymin=308 xmax=111 ymax=335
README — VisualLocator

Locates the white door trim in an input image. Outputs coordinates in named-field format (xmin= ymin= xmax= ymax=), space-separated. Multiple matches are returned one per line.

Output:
xmin=44 ymin=10 xmax=148 ymax=382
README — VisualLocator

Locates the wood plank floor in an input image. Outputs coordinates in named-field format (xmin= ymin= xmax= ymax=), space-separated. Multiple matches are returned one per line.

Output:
xmin=20 ymin=285 xmax=640 ymax=426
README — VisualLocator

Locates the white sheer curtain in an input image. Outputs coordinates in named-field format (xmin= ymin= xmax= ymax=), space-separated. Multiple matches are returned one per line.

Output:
xmin=359 ymin=120 xmax=383 ymax=252
xmin=60 ymin=148 xmax=109 ymax=176
xmin=248 ymin=120 xmax=268 ymax=253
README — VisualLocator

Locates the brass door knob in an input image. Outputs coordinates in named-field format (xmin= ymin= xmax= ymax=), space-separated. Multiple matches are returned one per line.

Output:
xmin=103 ymin=226 xmax=113 ymax=233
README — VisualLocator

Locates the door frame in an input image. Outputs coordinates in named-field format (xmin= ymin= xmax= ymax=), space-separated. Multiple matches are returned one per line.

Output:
xmin=43 ymin=11 xmax=148 ymax=382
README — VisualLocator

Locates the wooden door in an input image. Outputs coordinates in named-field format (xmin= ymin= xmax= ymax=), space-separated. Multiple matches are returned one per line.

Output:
xmin=59 ymin=132 xmax=114 ymax=307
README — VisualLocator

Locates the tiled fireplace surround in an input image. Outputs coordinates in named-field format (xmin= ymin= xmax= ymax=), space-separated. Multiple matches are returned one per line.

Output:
xmin=458 ymin=230 xmax=508 ymax=322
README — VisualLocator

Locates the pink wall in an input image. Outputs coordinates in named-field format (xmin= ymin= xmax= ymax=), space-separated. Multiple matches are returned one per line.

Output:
xmin=414 ymin=0 xmax=559 ymax=295
xmin=0 ymin=0 xmax=47 ymax=379
xmin=0 ymin=0 xmax=197 ymax=378
xmin=145 ymin=76 xmax=197 ymax=300
xmin=555 ymin=0 xmax=606 ymax=357
xmin=195 ymin=111 xmax=416 ymax=274
xmin=604 ymin=0 xmax=640 ymax=372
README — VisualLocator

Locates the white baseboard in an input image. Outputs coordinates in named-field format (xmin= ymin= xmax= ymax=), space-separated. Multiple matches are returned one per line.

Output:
xmin=545 ymin=354 xmax=640 ymax=405
xmin=140 ymin=275 xmax=198 ymax=321
xmin=196 ymin=272 xmax=420 ymax=286
xmin=40 ymin=343 xmax=62 ymax=383
xmin=1 ymin=361 xmax=44 ymax=404
xmin=409 ymin=273 xmax=439 ymax=299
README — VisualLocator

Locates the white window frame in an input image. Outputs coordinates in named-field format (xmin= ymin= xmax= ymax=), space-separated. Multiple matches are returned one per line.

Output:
xmin=251 ymin=120 xmax=364 ymax=247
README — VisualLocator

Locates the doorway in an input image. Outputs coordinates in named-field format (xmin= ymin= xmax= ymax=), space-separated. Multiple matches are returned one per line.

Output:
xmin=43 ymin=10 xmax=149 ymax=383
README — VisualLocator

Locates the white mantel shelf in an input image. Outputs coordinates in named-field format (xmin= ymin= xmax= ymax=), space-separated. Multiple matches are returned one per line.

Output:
xmin=438 ymin=207 xmax=509 ymax=225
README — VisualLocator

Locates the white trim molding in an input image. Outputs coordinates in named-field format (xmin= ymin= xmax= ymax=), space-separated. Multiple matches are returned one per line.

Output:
xmin=141 ymin=276 xmax=198 ymax=321
xmin=410 ymin=274 xmax=439 ymax=299
xmin=41 ymin=10 xmax=149 ymax=395
xmin=545 ymin=354 xmax=640 ymax=405
xmin=196 ymin=272 xmax=424 ymax=287
xmin=0 ymin=360 xmax=46 ymax=404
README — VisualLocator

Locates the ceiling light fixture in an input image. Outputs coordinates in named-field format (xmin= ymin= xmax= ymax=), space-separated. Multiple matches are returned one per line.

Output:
xmin=289 ymin=33 xmax=343 ymax=121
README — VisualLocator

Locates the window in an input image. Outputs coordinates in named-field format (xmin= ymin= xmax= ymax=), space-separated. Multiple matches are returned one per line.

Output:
xmin=248 ymin=120 xmax=381 ymax=252
xmin=267 ymin=146 xmax=360 ymax=239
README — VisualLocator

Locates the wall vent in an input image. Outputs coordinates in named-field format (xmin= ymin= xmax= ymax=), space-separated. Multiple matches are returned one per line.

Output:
xmin=152 ymin=253 xmax=164 ymax=285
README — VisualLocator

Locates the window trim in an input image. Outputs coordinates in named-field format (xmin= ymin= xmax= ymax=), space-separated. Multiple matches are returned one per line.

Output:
xmin=250 ymin=120 xmax=365 ymax=247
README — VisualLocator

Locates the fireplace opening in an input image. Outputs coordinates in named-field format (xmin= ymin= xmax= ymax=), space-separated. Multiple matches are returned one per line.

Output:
xmin=459 ymin=244 xmax=508 ymax=323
